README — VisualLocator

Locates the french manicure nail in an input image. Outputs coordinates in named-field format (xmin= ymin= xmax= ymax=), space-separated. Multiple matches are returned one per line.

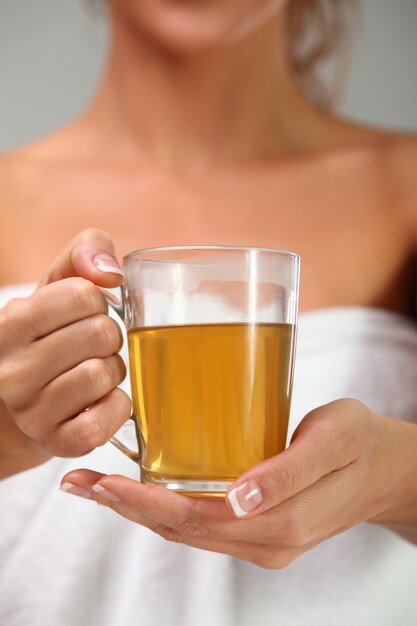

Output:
xmin=93 ymin=254 xmax=124 ymax=276
xmin=60 ymin=482 xmax=92 ymax=500
xmin=227 ymin=479 xmax=263 ymax=517
xmin=92 ymin=483 xmax=121 ymax=502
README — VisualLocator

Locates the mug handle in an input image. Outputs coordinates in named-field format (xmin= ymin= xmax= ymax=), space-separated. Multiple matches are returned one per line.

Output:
xmin=103 ymin=288 xmax=141 ymax=464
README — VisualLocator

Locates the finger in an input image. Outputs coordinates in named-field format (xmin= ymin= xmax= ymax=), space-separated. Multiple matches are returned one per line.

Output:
xmin=62 ymin=471 xmax=231 ymax=532
xmin=58 ymin=468 xmax=284 ymax=545
xmin=38 ymin=228 xmax=123 ymax=289
xmin=60 ymin=470 xmax=227 ymax=536
xmin=28 ymin=314 xmax=123 ymax=386
xmin=226 ymin=400 xmax=365 ymax=518
xmin=17 ymin=355 xmax=126 ymax=447
xmin=50 ymin=387 xmax=132 ymax=457
xmin=238 ymin=460 xmax=364 ymax=554
xmin=63 ymin=472 xmax=293 ymax=550
xmin=3 ymin=278 xmax=110 ymax=344
xmin=39 ymin=354 xmax=126 ymax=428
xmin=59 ymin=468 xmax=316 ymax=548
xmin=60 ymin=471 xmax=299 ymax=568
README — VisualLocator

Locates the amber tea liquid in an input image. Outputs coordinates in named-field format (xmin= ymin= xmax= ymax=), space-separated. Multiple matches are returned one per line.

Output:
xmin=128 ymin=322 xmax=296 ymax=494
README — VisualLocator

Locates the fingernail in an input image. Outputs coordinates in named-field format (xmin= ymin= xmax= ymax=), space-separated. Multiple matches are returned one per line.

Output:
xmin=92 ymin=254 xmax=124 ymax=277
xmin=60 ymin=482 xmax=92 ymax=500
xmin=227 ymin=479 xmax=263 ymax=517
xmin=92 ymin=483 xmax=121 ymax=502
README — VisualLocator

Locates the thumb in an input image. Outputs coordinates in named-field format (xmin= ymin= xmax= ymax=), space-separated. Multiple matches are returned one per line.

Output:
xmin=38 ymin=228 xmax=123 ymax=289
xmin=226 ymin=400 xmax=365 ymax=518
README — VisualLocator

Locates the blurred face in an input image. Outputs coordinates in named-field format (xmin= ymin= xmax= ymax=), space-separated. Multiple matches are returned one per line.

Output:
xmin=109 ymin=0 xmax=287 ymax=56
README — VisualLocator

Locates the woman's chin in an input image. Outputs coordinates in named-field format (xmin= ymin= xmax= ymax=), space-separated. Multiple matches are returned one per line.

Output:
xmin=139 ymin=18 xmax=232 ymax=58
xmin=111 ymin=0 xmax=285 ymax=58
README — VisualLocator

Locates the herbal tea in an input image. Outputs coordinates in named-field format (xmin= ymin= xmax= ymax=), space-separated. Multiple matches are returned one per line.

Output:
xmin=128 ymin=322 xmax=296 ymax=490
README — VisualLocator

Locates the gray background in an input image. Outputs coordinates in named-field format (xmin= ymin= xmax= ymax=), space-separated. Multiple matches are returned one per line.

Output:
xmin=0 ymin=0 xmax=416 ymax=151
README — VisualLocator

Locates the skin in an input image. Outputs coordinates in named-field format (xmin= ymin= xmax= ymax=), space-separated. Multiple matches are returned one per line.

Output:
xmin=0 ymin=0 xmax=417 ymax=568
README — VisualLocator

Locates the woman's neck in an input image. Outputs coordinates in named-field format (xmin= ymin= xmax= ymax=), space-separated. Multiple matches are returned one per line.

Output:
xmin=87 ymin=7 xmax=337 ymax=175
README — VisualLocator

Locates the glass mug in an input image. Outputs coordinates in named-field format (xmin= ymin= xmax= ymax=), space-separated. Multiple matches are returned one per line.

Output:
xmin=108 ymin=245 xmax=300 ymax=497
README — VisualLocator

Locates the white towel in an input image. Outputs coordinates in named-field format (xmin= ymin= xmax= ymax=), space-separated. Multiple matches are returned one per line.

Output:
xmin=0 ymin=285 xmax=416 ymax=626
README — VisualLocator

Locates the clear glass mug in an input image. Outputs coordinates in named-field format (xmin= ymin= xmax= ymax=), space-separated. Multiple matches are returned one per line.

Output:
xmin=108 ymin=245 xmax=300 ymax=497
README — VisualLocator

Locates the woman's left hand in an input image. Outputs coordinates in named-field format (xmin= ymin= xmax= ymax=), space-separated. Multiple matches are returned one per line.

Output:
xmin=61 ymin=398 xmax=417 ymax=569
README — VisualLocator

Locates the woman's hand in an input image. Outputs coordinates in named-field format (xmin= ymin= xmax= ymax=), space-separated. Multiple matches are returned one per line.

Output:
xmin=61 ymin=399 xmax=417 ymax=568
xmin=0 ymin=229 xmax=131 ymax=477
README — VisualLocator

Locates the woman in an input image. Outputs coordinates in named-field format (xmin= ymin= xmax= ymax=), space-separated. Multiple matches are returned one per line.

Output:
xmin=0 ymin=0 xmax=416 ymax=624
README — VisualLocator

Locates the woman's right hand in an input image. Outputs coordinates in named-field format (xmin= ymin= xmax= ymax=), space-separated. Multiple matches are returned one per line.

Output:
xmin=0 ymin=229 xmax=131 ymax=476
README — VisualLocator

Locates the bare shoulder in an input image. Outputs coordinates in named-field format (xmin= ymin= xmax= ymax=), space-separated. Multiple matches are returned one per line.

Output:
xmin=327 ymin=122 xmax=417 ymax=216
xmin=0 ymin=149 xmax=29 ymax=203
xmin=385 ymin=133 xmax=417 ymax=193
xmin=0 ymin=136 xmax=55 ymax=239
xmin=0 ymin=114 xmax=94 ymax=175
xmin=380 ymin=133 xmax=417 ymax=228
xmin=0 ymin=124 xmax=76 ymax=201
xmin=0 ymin=116 xmax=98 ymax=223
xmin=0 ymin=149 xmax=33 ymax=234
xmin=0 ymin=120 xmax=90 ymax=285
xmin=0 ymin=145 xmax=47 ymax=285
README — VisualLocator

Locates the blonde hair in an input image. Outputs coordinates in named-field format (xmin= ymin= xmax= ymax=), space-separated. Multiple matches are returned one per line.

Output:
xmin=286 ymin=0 xmax=355 ymax=107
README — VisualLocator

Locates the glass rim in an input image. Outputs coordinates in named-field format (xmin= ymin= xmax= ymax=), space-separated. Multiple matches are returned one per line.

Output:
xmin=123 ymin=244 xmax=300 ymax=262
